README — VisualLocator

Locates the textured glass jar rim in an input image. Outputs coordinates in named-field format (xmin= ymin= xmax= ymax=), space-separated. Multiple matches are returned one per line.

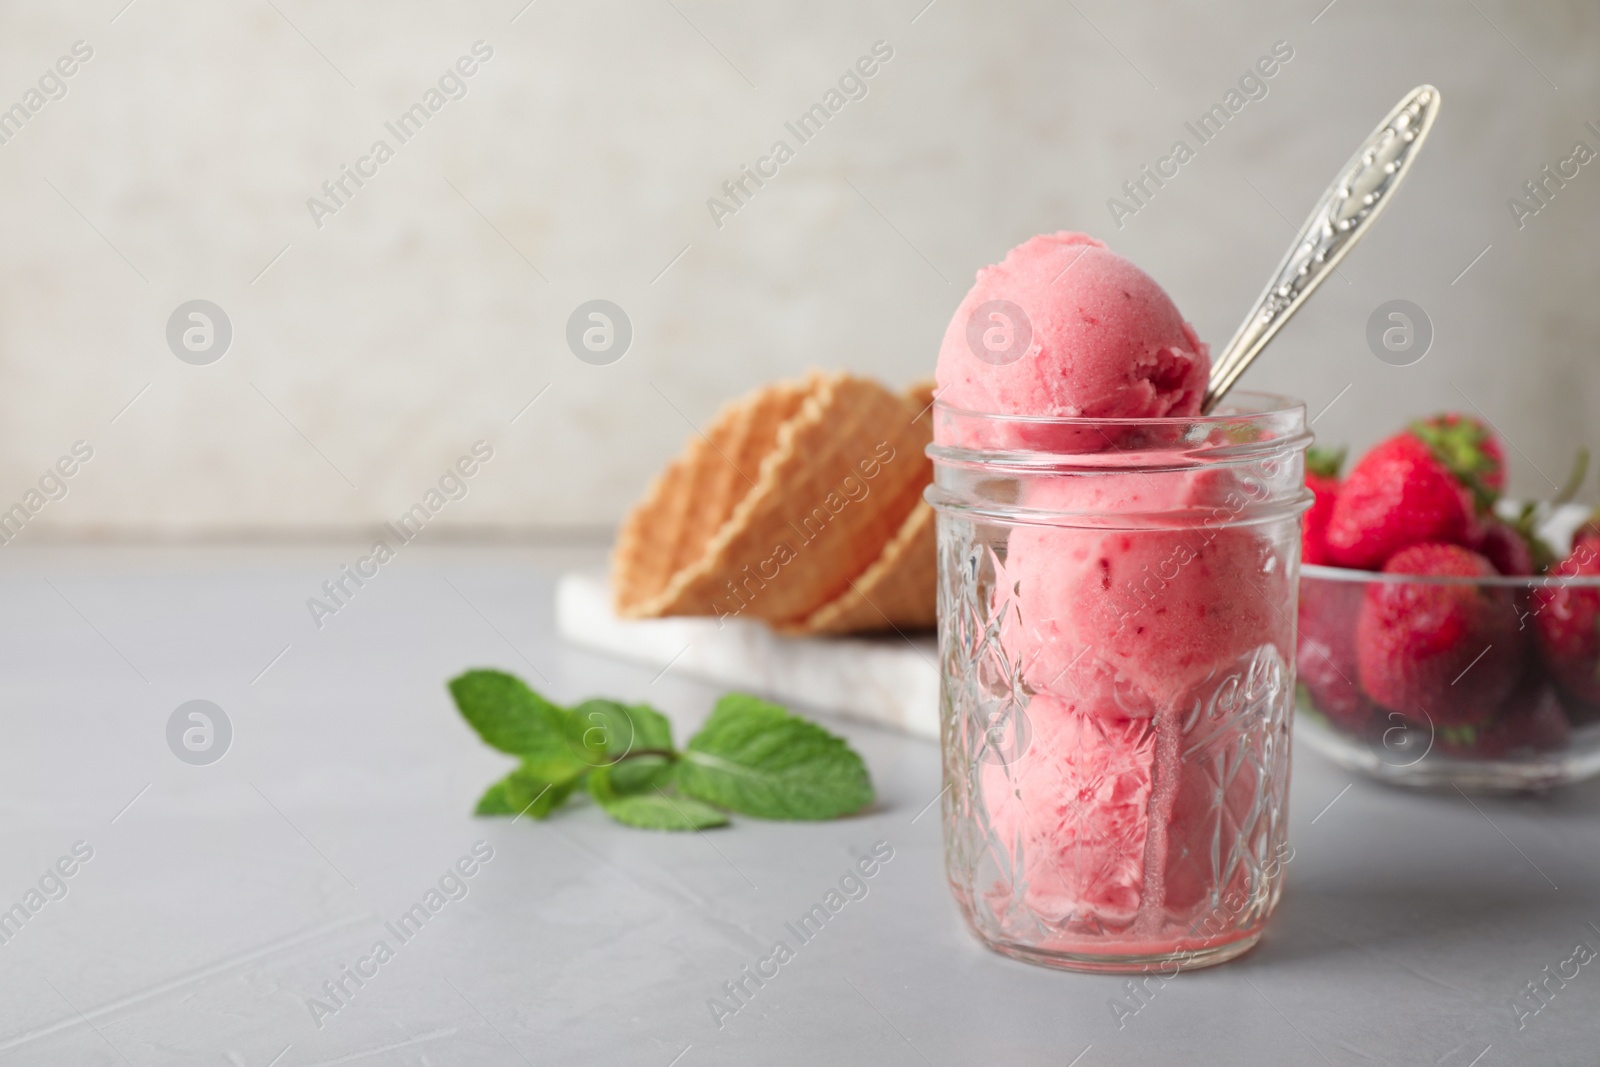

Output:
xmin=927 ymin=391 xmax=1311 ymax=472
xmin=1304 ymin=563 xmax=1600 ymax=589
xmin=925 ymin=391 xmax=1311 ymax=530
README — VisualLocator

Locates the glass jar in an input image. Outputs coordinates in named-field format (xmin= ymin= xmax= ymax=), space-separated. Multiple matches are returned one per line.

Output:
xmin=926 ymin=393 xmax=1311 ymax=973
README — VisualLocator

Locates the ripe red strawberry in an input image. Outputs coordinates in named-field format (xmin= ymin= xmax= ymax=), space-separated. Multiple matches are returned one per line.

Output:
xmin=1297 ymin=574 xmax=1375 ymax=730
xmin=1569 ymin=512 xmax=1600 ymax=557
xmin=1325 ymin=434 xmax=1475 ymax=570
xmin=1472 ymin=519 xmax=1535 ymax=577
xmin=1356 ymin=543 xmax=1525 ymax=726
xmin=1302 ymin=446 xmax=1345 ymax=567
xmin=1408 ymin=413 xmax=1505 ymax=511
xmin=1530 ymin=536 xmax=1600 ymax=710
xmin=1438 ymin=670 xmax=1571 ymax=759
xmin=1484 ymin=451 xmax=1588 ymax=575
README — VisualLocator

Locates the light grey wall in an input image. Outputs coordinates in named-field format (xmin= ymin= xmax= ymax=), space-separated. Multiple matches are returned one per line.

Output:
xmin=0 ymin=0 xmax=1595 ymax=539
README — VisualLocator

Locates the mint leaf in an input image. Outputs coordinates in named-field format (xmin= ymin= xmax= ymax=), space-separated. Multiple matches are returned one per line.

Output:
xmin=476 ymin=764 xmax=579 ymax=818
xmin=449 ymin=670 xmax=586 ymax=779
xmin=597 ymin=790 xmax=730 ymax=831
xmin=569 ymin=698 xmax=674 ymax=765
xmin=606 ymin=752 xmax=675 ymax=795
xmin=475 ymin=779 xmax=516 ymax=815
xmin=676 ymin=694 xmax=873 ymax=820
xmin=588 ymin=761 xmax=728 ymax=831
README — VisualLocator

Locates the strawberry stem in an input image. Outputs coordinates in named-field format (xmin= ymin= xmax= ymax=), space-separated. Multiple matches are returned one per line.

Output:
xmin=1410 ymin=415 xmax=1500 ymax=512
xmin=1306 ymin=444 xmax=1347 ymax=479
xmin=1553 ymin=447 xmax=1590 ymax=507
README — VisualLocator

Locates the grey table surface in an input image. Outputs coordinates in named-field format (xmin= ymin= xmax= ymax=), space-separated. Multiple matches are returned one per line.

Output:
xmin=0 ymin=545 xmax=1596 ymax=1067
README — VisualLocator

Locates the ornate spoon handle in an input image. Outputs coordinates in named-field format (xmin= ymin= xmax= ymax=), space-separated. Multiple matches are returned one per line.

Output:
xmin=1202 ymin=84 xmax=1442 ymax=412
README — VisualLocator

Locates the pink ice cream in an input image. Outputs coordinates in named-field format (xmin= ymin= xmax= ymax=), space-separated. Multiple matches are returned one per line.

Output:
xmin=1004 ymin=471 xmax=1289 ymax=711
xmin=940 ymin=233 xmax=1287 ymax=950
xmin=983 ymin=474 xmax=1290 ymax=939
xmin=935 ymin=232 xmax=1208 ymax=424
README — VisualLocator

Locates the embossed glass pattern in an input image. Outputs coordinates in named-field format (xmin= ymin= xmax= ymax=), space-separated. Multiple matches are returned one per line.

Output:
xmin=926 ymin=394 xmax=1310 ymax=972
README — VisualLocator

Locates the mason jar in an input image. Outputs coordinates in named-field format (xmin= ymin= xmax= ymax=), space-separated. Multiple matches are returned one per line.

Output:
xmin=926 ymin=393 xmax=1311 ymax=973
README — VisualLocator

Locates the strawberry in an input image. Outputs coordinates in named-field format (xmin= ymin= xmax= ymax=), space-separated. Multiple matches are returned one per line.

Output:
xmin=1530 ymin=533 xmax=1600 ymax=711
xmin=1482 ymin=450 xmax=1588 ymax=575
xmin=1301 ymin=446 xmax=1345 ymax=567
xmin=1438 ymin=670 xmax=1570 ymax=759
xmin=1297 ymin=574 xmax=1375 ymax=731
xmin=1356 ymin=543 xmax=1525 ymax=726
xmin=1325 ymin=434 xmax=1474 ymax=570
xmin=1472 ymin=519 xmax=1535 ymax=577
xmin=1570 ymin=512 xmax=1600 ymax=556
xmin=1408 ymin=413 xmax=1505 ymax=511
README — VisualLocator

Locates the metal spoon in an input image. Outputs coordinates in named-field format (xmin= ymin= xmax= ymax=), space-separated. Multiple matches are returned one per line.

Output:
xmin=1202 ymin=84 xmax=1442 ymax=412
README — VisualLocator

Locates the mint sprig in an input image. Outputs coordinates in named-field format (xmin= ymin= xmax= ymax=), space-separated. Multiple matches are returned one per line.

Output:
xmin=448 ymin=670 xmax=874 ymax=831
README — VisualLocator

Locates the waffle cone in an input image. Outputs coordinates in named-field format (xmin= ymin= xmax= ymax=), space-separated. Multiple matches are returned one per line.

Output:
xmin=779 ymin=499 xmax=936 ymax=634
xmin=904 ymin=378 xmax=938 ymax=418
xmin=778 ymin=379 xmax=939 ymax=635
xmin=611 ymin=379 xmax=811 ymax=617
xmin=612 ymin=371 xmax=933 ymax=627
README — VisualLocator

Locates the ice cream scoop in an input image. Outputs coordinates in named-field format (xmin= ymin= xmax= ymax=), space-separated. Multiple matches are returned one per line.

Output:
xmin=934 ymin=232 xmax=1208 ymax=439
xmin=1002 ymin=471 xmax=1292 ymax=714
xmin=981 ymin=694 xmax=1156 ymax=930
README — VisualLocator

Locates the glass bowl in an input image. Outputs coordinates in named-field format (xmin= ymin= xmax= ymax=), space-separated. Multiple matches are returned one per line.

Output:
xmin=1296 ymin=561 xmax=1600 ymax=792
